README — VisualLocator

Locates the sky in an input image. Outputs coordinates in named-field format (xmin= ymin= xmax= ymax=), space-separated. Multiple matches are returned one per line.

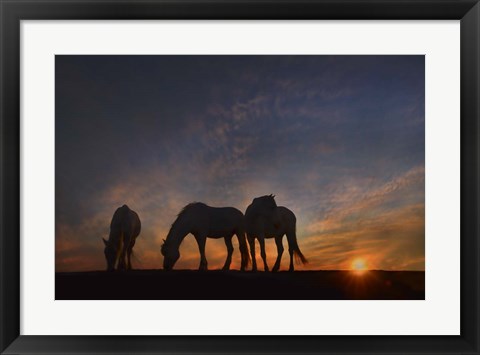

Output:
xmin=55 ymin=55 xmax=425 ymax=272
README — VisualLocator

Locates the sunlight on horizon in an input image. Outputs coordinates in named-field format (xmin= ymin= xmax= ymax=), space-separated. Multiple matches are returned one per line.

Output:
xmin=351 ymin=258 xmax=368 ymax=275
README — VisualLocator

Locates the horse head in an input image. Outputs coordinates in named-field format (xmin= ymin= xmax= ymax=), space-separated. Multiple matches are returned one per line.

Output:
xmin=252 ymin=194 xmax=277 ymax=211
xmin=249 ymin=194 xmax=281 ymax=226
xmin=103 ymin=238 xmax=116 ymax=271
xmin=161 ymin=238 xmax=180 ymax=271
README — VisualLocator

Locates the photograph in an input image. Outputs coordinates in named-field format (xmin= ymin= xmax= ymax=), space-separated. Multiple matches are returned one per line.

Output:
xmin=55 ymin=55 xmax=425 ymax=300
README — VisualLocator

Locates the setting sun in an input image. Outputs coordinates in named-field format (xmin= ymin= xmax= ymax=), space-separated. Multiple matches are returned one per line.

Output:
xmin=352 ymin=258 xmax=367 ymax=271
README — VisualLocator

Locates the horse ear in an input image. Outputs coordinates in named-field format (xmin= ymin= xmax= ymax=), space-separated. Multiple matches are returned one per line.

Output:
xmin=102 ymin=238 xmax=108 ymax=246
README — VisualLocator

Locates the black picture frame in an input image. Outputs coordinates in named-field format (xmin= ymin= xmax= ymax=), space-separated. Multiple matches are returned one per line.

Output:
xmin=1 ymin=0 xmax=479 ymax=354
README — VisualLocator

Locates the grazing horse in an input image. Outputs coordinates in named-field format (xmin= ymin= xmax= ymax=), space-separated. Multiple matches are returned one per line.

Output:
xmin=102 ymin=204 xmax=141 ymax=271
xmin=245 ymin=195 xmax=308 ymax=272
xmin=161 ymin=202 xmax=250 ymax=271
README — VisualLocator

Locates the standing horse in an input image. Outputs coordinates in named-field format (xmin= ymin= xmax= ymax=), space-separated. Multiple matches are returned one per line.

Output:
xmin=161 ymin=202 xmax=250 ymax=271
xmin=245 ymin=195 xmax=308 ymax=272
xmin=102 ymin=204 xmax=141 ymax=271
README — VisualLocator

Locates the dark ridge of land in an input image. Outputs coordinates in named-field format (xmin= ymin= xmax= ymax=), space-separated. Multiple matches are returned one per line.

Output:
xmin=55 ymin=269 xmax=424 ymax=300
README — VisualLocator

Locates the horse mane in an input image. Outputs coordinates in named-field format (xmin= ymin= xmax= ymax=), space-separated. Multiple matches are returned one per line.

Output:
xmin=162 ymin=202 xmax=206 ymax=254
xmin=176 ymin=202 xmax=205 ymax=220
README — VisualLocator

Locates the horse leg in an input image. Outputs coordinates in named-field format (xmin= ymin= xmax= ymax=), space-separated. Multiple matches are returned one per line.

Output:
xmin=272 ymin=235 xmax=284 ymax=272
xmin=116 ymin=241 xmax=127 ymax=271
xmin=222 ymin=235 xmax=234 ymax=271
xmin=288 ymin=249 xmax=295 ymax=271
xmin=117 ymin=233 xmax=129 ymax=271
xmin=195 ymin=234 xmax=208 ymax=271
xmin=127 ymin=248 xmax=132 ymax=270
xmin=118 ymin=249 xmax=127 ymax=271
xmin=127 ymin=239 xmax=136 ymax=270
xmin=287 ymin=233 xmax=295 ymax=272
xmin=258 ymin=237 xmax=269 ymax=272
xmin=247 ymin=235 xmax=257 ymax=272
xmin=237 ymin=232 xmax=249 ymax=271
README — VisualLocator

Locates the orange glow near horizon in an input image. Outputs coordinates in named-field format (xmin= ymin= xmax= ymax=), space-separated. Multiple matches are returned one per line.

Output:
xmin=351 ymin=258 xmax=368 ymax=274
xmin=54 ymin=178 xmax=426 ymax=273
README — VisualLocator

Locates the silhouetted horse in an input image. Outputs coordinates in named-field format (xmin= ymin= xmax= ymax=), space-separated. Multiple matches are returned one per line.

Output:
xmin=161 ymin=202 xmax=250 ymax=271
xmin=245 ymin=195 xmax=307 ymax=272
xmin=102 ymin=204 xmax=141 ymax=271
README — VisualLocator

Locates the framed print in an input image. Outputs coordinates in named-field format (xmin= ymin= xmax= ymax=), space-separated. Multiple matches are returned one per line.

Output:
xmin=1 ymin=0 xmax=479 ymax=354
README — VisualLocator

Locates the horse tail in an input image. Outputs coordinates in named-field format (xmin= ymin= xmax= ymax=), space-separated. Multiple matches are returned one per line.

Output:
xmin=294 ymin=245 xmax=308 ymax=265
xmin=288 ymin=226 xmax=308 ymax=265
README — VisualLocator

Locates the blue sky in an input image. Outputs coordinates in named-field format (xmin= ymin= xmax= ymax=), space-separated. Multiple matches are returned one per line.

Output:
xmin=56 ymin=55 xmax=424 ymax=271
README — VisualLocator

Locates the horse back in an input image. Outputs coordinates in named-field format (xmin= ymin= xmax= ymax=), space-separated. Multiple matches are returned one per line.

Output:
xmin=247 ymin=205 xmax=296 ymax=237
xmin=110 ymin=205 xmax=141 ymax=242
xmin=277 ymin=206 xmax=296 ymax=224
xmin=208 ymin=206 xmax=244 ymax=225
xmin=199 ymin=205 xmax=244 ymax=236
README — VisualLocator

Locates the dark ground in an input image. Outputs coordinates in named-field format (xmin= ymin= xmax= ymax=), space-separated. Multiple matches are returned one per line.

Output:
xmin=55 ymin=270 xmax=424 ymax=300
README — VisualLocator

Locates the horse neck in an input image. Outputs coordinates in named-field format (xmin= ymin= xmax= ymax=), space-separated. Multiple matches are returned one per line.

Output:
xmin=166 ymin=222 xmax=189 ymax=249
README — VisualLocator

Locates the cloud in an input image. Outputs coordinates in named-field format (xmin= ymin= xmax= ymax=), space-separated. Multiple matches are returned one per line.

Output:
xmin=306 ymin=166 xmax=424 ymax=234
xmin=297 ymin=167 xmax=425 ymax=271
